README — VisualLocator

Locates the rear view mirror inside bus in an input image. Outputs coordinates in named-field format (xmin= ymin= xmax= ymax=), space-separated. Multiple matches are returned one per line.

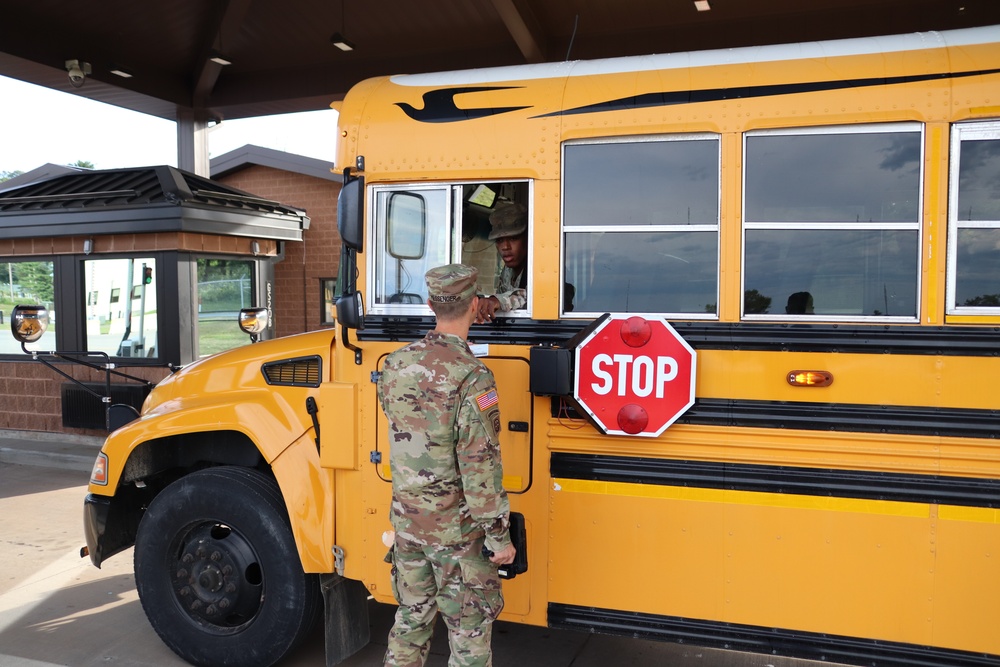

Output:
xmin=386 ymin=191 xmax=427 ymax=260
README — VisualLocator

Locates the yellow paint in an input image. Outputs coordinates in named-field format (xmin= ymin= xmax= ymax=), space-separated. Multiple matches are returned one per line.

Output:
xmin=548 ymin=477 xmax=1000 ymax=654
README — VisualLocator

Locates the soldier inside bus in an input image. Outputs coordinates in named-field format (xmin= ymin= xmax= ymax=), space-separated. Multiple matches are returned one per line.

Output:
xmin=476 ymin=201 xmax=528 ymax=323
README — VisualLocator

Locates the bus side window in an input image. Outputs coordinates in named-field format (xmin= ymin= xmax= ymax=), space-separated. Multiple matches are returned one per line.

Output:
xmin=743 ymin=125 xmax=921 ymax=320
xmin=562 ymin=136 xmax=720 ymax=317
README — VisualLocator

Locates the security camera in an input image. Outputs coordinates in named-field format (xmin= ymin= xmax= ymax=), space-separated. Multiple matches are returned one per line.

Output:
xmin=65 ymin=59 xmax=91 ymax=88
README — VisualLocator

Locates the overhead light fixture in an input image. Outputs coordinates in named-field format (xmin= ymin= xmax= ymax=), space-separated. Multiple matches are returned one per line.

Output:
xmin=109 ymin=65 xmax=133 ymax=78
xmin=330 ymin=33 xmax=355 ymax=52
xmin=65 ymin=59 xmax=91 ymax=88
xmin=694 ymin=0 xmax=711 ymax=10
xmin=209 ymin=50 xmax=232 ymax=66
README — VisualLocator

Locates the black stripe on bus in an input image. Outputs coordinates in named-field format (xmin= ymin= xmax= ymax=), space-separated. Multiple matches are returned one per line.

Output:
xmin=550 ymin=453 xmax=1000 ymax=508
xmin=532 ymin=67 xmax=1000 ymax=119
xmin=548 ymin=603 xmax=1000 ymax=667
xmin=361 ymin=317 xmax=1000 ymax=357
xmin=553 ymin=397 xmax=1000 ymax=440
xmin=677 ymin=398 xmax=1000 ymax=439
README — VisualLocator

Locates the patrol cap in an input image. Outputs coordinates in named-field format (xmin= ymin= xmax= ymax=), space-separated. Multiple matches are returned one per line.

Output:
xmin=488 ymin=202 xmax=528 ymax=240
xmin=425 ymin=264 xmax=479 ymax=303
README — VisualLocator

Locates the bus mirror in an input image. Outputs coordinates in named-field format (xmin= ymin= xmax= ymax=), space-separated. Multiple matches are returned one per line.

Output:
xmin=11 ymin=305 xmax=49 ymax=344
xmin=336 ymin=291 xmax=365 ymax=331
xmin=238 ymin=307 xmax=269 ymax=343
xmin=387 ymin=192 xmax=426 ymax=260
xmin=338 ymin=176 xmax=364 ymax=252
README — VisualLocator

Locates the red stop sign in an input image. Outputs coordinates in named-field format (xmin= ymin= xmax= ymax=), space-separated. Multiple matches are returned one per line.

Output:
xmin=574 ymin=316 xmax=696 ymax=437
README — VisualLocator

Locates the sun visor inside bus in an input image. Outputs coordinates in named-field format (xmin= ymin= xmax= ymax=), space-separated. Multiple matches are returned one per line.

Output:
xmin=529 ymin=313 xmax=610 ymax=396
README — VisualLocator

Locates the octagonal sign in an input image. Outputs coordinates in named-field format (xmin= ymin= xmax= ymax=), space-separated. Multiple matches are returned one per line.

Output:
xmin=574 ymin=315 xmax=696 ymax=437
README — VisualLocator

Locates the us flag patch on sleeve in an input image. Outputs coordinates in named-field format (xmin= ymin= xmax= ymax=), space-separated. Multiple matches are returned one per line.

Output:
xmin=475 ymin=389 xmax=499 ymax=412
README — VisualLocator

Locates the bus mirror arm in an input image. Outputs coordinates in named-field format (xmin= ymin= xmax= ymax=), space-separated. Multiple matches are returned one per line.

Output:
xmin=340 ymin=323 xmax=362 ymax=365
xmin=336 ymin=290 xmax=365 ymax=365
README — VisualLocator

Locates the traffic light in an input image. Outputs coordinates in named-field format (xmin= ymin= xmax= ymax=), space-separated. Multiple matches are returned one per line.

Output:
xmin=143 ymin=266 xmax=153 ymax=285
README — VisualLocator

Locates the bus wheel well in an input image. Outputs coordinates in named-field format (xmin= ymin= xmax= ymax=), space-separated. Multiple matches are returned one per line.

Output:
xmin=122 ymin=430 xmax=266 ymax=490
xmin=94 ymin=431 xmax=268 ymax=564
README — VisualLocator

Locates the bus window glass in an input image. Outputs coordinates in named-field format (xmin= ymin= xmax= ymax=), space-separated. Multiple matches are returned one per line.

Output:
xmin=949 ymin=124 xmax=1000 ymax=313
xmin=744 ymin=229 xmax=918 ymax=316
xmin=565 ymin=231 xmax=717 ymax=314
xmin=746 ymin=131 xmax=921 ymax=223
xmin=0 ymin=260 xmax=55 ymax=354
xmin=743 ymin=124 xmax=922 ymax=321
xmin=372 ymin=187 xmax=450 ymax=307
xmin=562 ymin=136 xmax=720 ymax=317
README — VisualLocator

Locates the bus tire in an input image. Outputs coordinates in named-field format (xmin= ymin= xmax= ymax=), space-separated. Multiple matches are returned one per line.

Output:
xmin=134 ymin=466 xmax=320 ymax=667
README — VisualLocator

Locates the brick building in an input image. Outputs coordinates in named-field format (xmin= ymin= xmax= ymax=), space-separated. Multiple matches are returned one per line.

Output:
xmin=0 ymin=145 xmax=341 ymax=437
xmin=212 ymin=145 xmax=343 ymax=338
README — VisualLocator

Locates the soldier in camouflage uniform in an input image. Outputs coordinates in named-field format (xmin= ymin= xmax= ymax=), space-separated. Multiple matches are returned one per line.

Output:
xmin=477 ymin=202 xmax=528 ymax=323
xmin=378 ymin=263 xmax=516 ymax=667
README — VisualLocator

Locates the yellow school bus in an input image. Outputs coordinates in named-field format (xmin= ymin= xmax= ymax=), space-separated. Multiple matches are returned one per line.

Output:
xmin=73 ymin=25 xmax=1000 ymax=667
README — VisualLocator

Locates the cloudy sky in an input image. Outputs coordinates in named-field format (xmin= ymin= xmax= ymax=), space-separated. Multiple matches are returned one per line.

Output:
xmin=1 ymin=75 xmax=338 ymax=174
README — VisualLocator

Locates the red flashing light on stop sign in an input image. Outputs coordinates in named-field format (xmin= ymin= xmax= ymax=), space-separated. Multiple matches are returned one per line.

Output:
xmin=620 ymin=316 xmax=651 ymax=347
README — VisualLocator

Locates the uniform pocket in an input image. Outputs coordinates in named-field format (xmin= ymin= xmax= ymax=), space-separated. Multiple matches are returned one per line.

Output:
xmin=458 ymin=556 xmax=504 ymax=630
xmin=390 ymin=544 xmax=434 ymax=608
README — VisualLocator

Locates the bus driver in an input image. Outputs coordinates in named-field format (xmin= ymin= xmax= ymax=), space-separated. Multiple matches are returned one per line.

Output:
xmin=477 ymin=201 xmax=528 ymax=323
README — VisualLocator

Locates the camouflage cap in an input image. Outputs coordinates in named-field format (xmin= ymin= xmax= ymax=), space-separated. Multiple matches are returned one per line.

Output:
xmin=488 ymin=202 xmax=528 ymax=240
xmin=425 ymin=264 xmax=479 ymax=303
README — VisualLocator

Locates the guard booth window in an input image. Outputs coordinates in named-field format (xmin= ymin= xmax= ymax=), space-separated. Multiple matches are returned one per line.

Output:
xmin=0 ymin=260 xmax=55 ymax=354
xmin=742 ymin=123 xmax=922 ymax=320
xmin=561 ymin=135 xmax=721 ymax=317
xmin=197 ymin=258 xmax=255 ymax=357
xmin=84 ymin=257 xmax=158 ymax=358
xmin=947 ymin=120 xmax=1000 ymax=315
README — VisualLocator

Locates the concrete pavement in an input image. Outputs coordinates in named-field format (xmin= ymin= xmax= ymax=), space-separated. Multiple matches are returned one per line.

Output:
xmin=0 ymin=436 xmax=851 ymax=667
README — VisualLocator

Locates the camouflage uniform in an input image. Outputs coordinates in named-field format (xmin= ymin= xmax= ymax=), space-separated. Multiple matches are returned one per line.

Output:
xmin=378 ymin=264 xmax=511 ymax=667
xmin=494 ymin=266 xmax=526 ymax=312
xmin=488 ymin=202 xmax=528 ymax=312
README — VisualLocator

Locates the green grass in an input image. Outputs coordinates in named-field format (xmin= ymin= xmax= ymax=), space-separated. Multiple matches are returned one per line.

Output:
xmin=198 ymin=320 xmax=249 ymax=357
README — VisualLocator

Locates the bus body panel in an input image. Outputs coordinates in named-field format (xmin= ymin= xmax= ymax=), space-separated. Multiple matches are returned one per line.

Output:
xmin=328 ymin=24 xmax=1000 ymax=663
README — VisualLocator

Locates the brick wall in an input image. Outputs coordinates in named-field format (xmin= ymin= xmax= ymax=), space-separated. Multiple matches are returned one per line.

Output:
xmin=0 ymin=362 xmax=171 ymax=435
xmin=217 ymin=165 xmax=342 ymax=338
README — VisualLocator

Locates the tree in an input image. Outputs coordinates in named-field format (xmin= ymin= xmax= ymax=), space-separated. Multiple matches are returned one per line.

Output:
xmin=964 ymin=294 xmax=1000 ymax=307
xmin=0 ymin=169 xmax=24 ymax=182
xmin=71 ymin=160 xmax=95 ymax=169
xmin=743 ymin=289 xmax=772 ymax=314
xmin=15 ymin=262 xmax=55 ymax=303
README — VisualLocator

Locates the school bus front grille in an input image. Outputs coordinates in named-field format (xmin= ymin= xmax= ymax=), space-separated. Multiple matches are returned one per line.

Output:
xmin=261 ymin=356 xmax=322 ymax=387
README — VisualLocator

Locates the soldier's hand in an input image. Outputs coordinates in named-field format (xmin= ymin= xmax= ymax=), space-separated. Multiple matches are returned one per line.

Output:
xmin=489 ymin=543 xmax=516 ymax=565
xmin=476 ymin=296 xmax=501 ymax=323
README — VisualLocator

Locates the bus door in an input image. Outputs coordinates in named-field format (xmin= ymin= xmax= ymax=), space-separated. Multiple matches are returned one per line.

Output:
xmin=371 ymin=352 xmax=533 ymax=615
xmin=479 ymin=354 xmax=533 ymax=614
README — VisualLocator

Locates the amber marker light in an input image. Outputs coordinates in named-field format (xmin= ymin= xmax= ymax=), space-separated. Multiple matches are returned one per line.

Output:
xmin=787 ymin=370 xmax=833 ymax=387
xmin=91 ymin=452 xmax=109 ymax=486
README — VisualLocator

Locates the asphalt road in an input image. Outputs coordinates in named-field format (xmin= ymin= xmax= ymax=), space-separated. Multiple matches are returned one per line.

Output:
xmin=0 ymin=461 xmax=848 ymax=667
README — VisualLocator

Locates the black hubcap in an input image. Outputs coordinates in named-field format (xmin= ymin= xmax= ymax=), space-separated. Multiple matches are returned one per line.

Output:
xmin=172 ymin=523 xmax=263 ymax=630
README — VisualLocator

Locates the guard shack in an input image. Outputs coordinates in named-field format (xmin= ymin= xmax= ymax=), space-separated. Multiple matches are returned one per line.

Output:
xmin=0 ymin=165 xmax=311 ymax=434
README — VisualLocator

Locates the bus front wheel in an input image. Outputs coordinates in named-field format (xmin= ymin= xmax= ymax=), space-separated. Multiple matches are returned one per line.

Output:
xmin=134 ymin=466 xmax=320 ymax=667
